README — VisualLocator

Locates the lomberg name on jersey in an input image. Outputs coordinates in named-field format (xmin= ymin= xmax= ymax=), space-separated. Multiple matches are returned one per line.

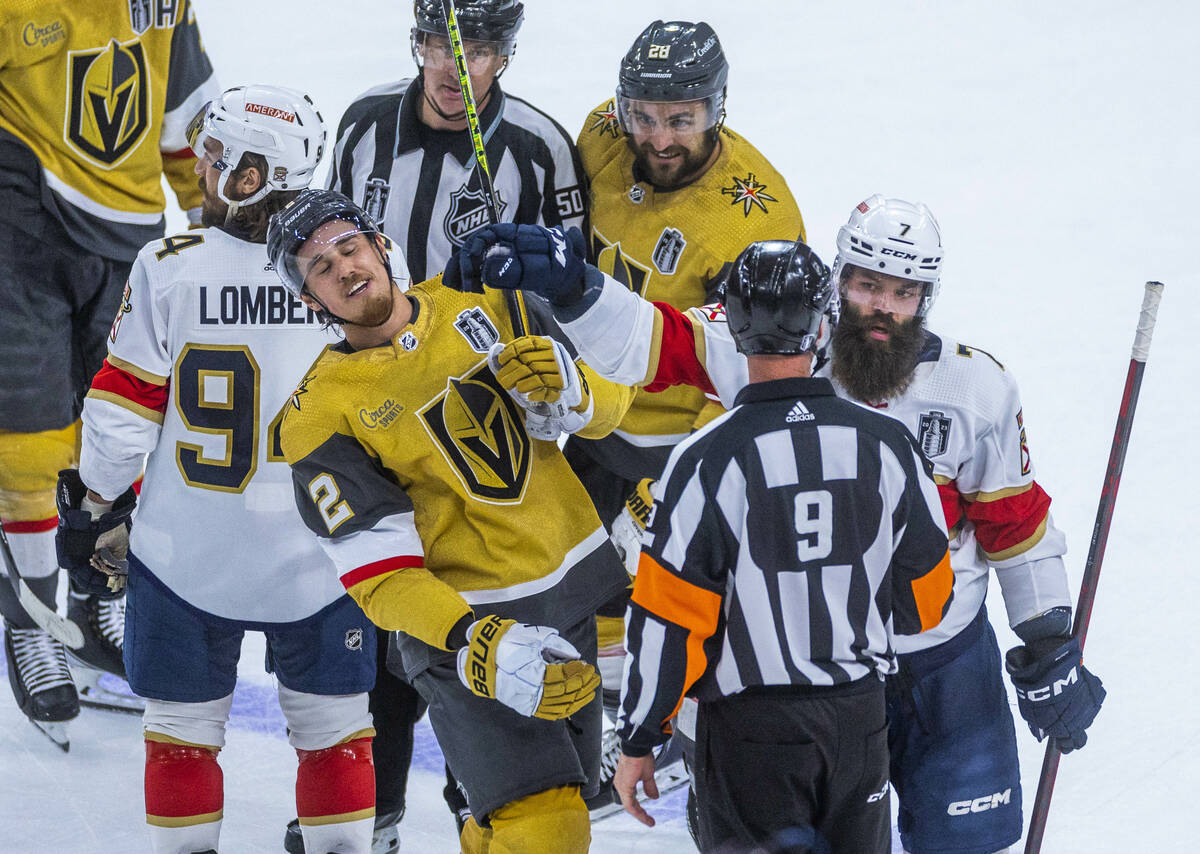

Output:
xmin=198 ymin=284 xmax=320 ymax=326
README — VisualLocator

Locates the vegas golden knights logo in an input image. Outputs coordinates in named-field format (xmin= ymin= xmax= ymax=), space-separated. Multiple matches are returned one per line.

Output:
xmin=419 ymin=363 xmax=531 ymax=503
xmin=66 ymin=39 xmax=150 ymax=167
xmin=591 ymin=231 xmax=651 ymax=297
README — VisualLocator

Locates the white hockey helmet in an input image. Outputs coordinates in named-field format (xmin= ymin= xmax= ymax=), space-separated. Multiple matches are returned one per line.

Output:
xmin=186 ymin=85 xmax=326 ymax=208
xmin=831 ymin=195 xmax=944 ymax=316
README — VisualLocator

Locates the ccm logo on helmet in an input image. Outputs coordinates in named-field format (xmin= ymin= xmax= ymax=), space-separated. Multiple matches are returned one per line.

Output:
xmin=245 ymin=103 xmax=296 ymax=122
xmin=880 ymin=247 xmax=918 ymax=261
xmin=1013 ymin=666 xmax=1078 ymax=702
xmin=948 ymin=789 xmax=1011 ymax=816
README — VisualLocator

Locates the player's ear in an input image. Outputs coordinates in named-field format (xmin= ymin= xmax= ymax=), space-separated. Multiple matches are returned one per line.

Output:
xmin=298 ymin=291 xmax=321 ymax=312
xmin=233 ymin=164 xmax=264 ymax=199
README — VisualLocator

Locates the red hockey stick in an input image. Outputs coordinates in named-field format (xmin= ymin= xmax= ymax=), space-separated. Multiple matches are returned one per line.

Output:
xmin=1023 ymin=281 xmax=1164 ymax=853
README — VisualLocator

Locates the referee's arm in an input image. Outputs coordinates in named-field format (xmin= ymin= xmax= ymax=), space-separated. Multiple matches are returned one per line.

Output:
xmin=618 ymin=448 xmax=729 ymax=756
xmin=889 ymin=435 xmax=955 ymax=637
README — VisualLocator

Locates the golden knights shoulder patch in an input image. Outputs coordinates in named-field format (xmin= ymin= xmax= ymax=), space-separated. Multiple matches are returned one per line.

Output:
xmin=721 ymin=172 xmax=778 ymax=216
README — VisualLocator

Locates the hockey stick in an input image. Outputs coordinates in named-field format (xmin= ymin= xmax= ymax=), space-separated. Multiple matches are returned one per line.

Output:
xmin=440 ymin=0 xmax=530 ymax=337
xmin=1023 ymin=281 xmax=1164 ymax=854
xmin=0 ymin=524 xmax=85 ymax=650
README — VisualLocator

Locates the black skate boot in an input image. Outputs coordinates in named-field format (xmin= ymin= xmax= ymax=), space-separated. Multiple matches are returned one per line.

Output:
xmin=4 ymin=621 xmax=79 ymax=751
xmin=66 ymin=590 xmax=143 ymax=713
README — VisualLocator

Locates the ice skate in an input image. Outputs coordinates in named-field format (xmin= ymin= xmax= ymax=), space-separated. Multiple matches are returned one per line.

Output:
xmin=4 ymin=622 xmax=79 ymax=751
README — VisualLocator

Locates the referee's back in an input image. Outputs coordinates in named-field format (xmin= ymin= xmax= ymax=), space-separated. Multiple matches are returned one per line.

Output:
xmin=621 ymin=374 xmax=953 ymax=736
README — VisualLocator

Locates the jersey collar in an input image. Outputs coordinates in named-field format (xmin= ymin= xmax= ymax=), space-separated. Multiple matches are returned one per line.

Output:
xmin=733 ymin=376 xmax=836 ymax=407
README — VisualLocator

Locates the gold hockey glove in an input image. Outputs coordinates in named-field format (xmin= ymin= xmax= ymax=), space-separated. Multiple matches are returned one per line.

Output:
xmin=456 ymin=614 xmax=600 ymax=720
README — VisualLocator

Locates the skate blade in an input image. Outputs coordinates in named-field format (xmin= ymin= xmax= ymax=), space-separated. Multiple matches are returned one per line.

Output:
xmin=31 ymin=719 xmax=70 ymax=752
xmin=73 ymin=666 xmax=145 ymax=714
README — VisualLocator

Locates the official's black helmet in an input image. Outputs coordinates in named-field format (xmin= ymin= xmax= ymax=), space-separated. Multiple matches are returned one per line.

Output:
xmin=267 ymin=188 xmax=390 ymax=309
xmin=618 ymin=21 xmax=728 ymax=103
xmin=413 ymin=0 xmax=524 ymax=51
xmin=725 ymin=240 xmax=835 ymax=356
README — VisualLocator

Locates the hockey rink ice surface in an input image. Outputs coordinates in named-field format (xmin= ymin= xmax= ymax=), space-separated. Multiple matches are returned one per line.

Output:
xmin=2 ymin=1 xmax=1197 ymax=851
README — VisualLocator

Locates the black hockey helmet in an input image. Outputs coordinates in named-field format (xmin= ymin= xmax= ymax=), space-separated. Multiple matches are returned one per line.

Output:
xmin=725 ymin=240 xmax=835 ymax=356
xmin=618 ymin=21 xmax=728 ymax=103
xmin=267 ymin=189 xmax=395 ymax=320
xmin=413 ymin=0 xmax=524 ymax=51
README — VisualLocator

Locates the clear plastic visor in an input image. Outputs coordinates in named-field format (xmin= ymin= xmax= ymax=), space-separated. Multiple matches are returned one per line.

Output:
xmin=616 ymin=92 xmax=723 ymax=138
xmin=411 ymin=30 xmax=513 ymax=71
xmin=185 ymin=101 xmax=280 ymax=170
xmin=284 ymin=224 xmax=386 ymax=295
xmin=839 ymin=265 xmax=930 ymax=318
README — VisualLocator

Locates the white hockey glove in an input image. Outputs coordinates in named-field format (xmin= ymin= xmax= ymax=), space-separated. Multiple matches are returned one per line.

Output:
xmin=489 ymin=336 xmax=594 ymax=441
xmin=611 ymin=478 xmax=655 ymax=577
xmin=456 ymin=614 xmax=600 ymax=720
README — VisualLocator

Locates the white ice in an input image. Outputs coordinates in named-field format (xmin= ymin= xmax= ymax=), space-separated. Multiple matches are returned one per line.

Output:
xmin=2 ymin=1 xmax=1196 ymax=851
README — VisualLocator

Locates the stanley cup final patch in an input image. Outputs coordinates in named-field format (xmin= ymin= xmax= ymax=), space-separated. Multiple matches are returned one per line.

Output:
xmin=363 ymin=178 xmax=391 ymax=223
xmin=454 ymin=308 xmax=500 ymax=353
xmin=918 ymin=410 xmax=952 ymax=458
xmin=652 ymin=227 xmax=687 ymax=275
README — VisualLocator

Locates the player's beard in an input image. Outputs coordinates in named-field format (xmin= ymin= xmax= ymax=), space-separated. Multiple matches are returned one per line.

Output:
xmin=831 ymin=302 xmax=928 ymax=404
xmin=344 ymin=283 xmax=396 ymax=329
xmin=630 ymin=135 xmax=716 ymax=190
xmin=198 ymin=175 xmax=228 ymax=227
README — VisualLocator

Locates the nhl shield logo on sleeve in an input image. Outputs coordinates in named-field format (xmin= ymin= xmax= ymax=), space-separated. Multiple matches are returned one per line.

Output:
xmin=918 ymin=410 xmax=952 ymax=457
xmin=345 ymin=629 xmax=363 ymax=651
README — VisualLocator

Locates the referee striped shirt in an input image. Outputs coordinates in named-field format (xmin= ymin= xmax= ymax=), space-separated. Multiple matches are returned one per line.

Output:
xmin=619 ymin=376 xmax=953 ymax=755
xmin=327 ymin=76 xmax=586 ymax=282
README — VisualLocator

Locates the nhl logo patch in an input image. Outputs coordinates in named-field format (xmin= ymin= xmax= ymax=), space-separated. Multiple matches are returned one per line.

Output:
xmin=399 ymin=331 xmax=419 ymax=351
xmin=345 ymin=629 xmax=363 ymax=651
xmin=918 ymin=410 xmax=952 ymax=458
xmin=454 ymin=308 xmax=500 ymax=353
xmin=652 ymin=227 xmax=686 ymax=275
xmin=628 ymin=184 xmax=646 ymax=204
xmin=363 ymin=177 xmax=391 ymax=223
xmin=444 ymin=185 xmax=506 ymax=246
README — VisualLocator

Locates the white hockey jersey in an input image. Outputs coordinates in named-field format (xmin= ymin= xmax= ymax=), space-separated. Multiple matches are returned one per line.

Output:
xmin=560 ymin=276 xmax=1072 ymax=653
xmin=79 ymin=227 xmax=351 ymax=623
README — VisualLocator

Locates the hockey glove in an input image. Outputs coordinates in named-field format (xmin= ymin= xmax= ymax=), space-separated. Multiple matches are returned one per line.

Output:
xmin=55 ymin=469 xmax=136 ymax=598
xmin=1005 ymin=635 xmax=1105 ymax=753
xmin=488 ymin=336 xmax=593 ymax=440
xmin=610 ymin=478 xmax=655 ymax=577
xmin=445 ymin=223 xmax=597 ymax=307
xmin=456 ymin=614 xmax=600 ymax=720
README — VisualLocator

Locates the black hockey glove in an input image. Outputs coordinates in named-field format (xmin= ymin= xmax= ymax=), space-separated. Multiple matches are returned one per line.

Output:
xmin=443 ymin=223 xmax=597 ymax=307
xmin=1005 ymin=635 xmax=1105 ymax=753
xmin=55 ymin=469 xmax=137 ymax=598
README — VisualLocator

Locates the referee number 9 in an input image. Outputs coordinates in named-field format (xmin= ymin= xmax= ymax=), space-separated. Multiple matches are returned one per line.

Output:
xmin=794 ymin=489 xmax=833 ymax=562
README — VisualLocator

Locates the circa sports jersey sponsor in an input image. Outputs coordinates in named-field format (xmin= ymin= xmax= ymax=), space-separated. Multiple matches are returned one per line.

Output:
xmin=418 ymin=361 xmax=531 ymax=503
xmin=359 ymin=399 xmax=404 ymax=431
xmin=66 ymin=37 xmax=150 ymax=167
xmin=918 ymin=410 xmax=952 ymax=458
xmin=721 ymin=172 xmax=778 ymax=216
xmin=197 ymin=284 xmax=320 ymax=326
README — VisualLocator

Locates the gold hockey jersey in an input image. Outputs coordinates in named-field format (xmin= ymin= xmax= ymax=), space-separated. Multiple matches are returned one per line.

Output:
xmin=281 ymin=280 xmax=629 ymax=654
xmin=0 ymin=0 xmax=218 ymax=260
xmin=573 ymin=98 xmax=807 ymax=479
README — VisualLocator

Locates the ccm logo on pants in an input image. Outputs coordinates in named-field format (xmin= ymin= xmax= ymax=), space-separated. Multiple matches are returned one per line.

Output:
xmin=948 ymin=789 xmax=1011 ymax=816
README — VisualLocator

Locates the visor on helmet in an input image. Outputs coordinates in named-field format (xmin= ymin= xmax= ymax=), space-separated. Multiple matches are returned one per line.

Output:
xmin=616 ymin=91 xmax=724 ymax=137
xmin=837 ymin=264 xmax=931 ymax=319
xmin=277 ymin=222 xmax=385 ymax=298
xmin=411 ymin=29 xmax=515 ymax=72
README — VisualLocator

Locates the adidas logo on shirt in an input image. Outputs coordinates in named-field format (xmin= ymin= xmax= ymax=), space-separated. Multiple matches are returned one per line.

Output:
xmin=785 ymin=401 xmax=814 ymax=423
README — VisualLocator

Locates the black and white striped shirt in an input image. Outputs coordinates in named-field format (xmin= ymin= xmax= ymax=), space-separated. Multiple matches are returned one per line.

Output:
xmin=618 ymin=376 xmax=953 ymax=755
xmin=327 ymin=76 xmax=586 ymax=282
